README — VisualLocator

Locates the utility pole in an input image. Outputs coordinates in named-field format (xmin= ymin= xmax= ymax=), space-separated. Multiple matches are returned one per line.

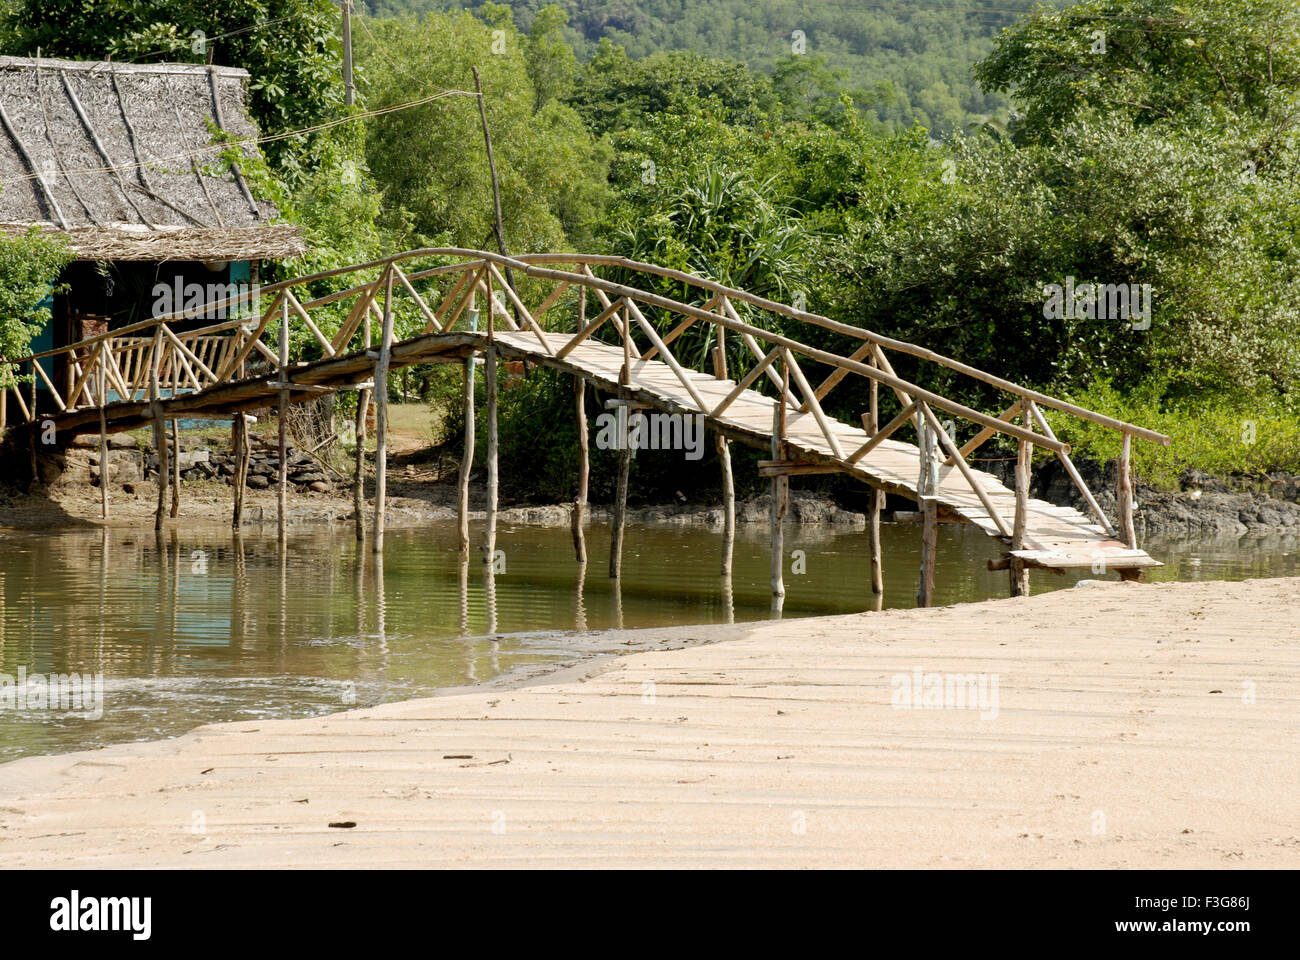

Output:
xmin=472 ymin=65 xmax=517 ymax=301
xmin=341 ymin=0 xmax=355 ymax=107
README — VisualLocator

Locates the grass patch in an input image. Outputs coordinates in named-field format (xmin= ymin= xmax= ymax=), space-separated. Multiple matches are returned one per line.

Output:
xmin=1043 ymin=380 xmax=1300 ymax=490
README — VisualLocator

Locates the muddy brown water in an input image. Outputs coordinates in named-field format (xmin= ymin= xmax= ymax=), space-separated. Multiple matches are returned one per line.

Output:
xmin=1 ymin=519 xmax=1295 ymax=760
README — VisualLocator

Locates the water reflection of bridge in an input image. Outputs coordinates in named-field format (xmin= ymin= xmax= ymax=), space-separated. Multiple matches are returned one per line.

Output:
xmin=5 ymin=249 xmax=1169 ymax=608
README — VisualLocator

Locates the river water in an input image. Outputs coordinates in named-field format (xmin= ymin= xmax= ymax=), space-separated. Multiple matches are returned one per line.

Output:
xmin=1 ymin=519 xmax=1296 ymax=760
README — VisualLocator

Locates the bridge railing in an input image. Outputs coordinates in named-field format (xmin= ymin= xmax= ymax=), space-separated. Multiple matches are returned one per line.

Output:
xmin=2 ymin=247 xmax=1168 ymax=548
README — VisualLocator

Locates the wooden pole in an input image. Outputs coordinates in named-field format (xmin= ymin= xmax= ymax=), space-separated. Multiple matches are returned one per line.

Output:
xmin=916 ymin=415 xmax=937 ymax=607
xmin=482 ymin=344 xmax=498 ymax=565
xmin=572 ymin=374 xmax=588 ymax=562
xmin=610 ymin=398 xmax=631 ymax=579
xmin=277 ymin=297 xmax=289 ymax=546
xmin=770 ymin=365 xmax=788 ymax=604
xmin=149 ymin=333 xmax=167 ymax=532
xmin=169 ymin=418 xmax=180 ymax=518
xmin=341 ymin=0 xmax=355 ymax=107
xmin=868 ymin=373 xmax=883 ymax=596
xmin=718 ymin=430 xmax=735 ymax=577
xmin=231 ymin=413 xmax=247 ymax=529
xmin=471 ymin=65 xmax=518 ymax=304
xmin=353 ymin=387 xmax=368 ymax=541
xmin=27 ymin=364 xmax=36 ymax=488
xmin=97 ymin=357 xmax=109 ymax=520
xmin=574 ymin=560 xmax=587 ymax=631
xmin=457 ymin=354 xmax=476 ymax=556
xmin=1118 ymin=431 xmax=1136 ymax=548
xmin=712 ymin=345 xmax=735 ymax=577
xmin=1010 ymin=437 xmax=1031 ymax=597
xmin=373 ymin=269 xmax=394 ymax=553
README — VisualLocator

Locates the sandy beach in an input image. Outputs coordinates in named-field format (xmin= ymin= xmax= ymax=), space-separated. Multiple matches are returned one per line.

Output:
xmin=1 ymin=576 xmax=1297 ymax=869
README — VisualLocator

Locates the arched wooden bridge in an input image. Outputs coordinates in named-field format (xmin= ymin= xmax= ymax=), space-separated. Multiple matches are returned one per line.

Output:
xmin=2 ymin=248 xmax=1169 ymax=604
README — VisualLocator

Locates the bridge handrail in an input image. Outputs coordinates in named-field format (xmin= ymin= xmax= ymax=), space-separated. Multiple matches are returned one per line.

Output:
xmin=3 ymin=247 xmax=1170 ymax=450
xmin=4 ymin=246 xmax=1170 ymax=447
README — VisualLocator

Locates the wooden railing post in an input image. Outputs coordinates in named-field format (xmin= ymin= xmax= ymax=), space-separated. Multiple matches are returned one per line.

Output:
xmin=1010 ymin=436 xmax=1030 ymax=597
xmin=1118 ymin=431 xmax=1136 ymax=548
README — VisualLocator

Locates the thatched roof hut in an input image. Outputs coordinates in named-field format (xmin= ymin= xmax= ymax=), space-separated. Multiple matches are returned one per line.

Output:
xmin=0 ymin=55 xmax=304 ymax=261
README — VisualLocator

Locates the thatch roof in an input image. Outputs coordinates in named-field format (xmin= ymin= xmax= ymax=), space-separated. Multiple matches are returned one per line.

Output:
xmin=0 ymin=55 xmax=305 ymax=261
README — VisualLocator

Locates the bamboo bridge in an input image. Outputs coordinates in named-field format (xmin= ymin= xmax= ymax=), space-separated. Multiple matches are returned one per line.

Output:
xmin=1 ymin=249 xmax=1169 ymax=605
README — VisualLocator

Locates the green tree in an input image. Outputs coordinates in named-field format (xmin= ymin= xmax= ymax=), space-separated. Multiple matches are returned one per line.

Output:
xmin=356 ymin=10 xmax=610 ymax=252
xmin=0 ymin=229 xmax=73 ymax=386
xmin=526 ymin=3 xmax=577 ymax=110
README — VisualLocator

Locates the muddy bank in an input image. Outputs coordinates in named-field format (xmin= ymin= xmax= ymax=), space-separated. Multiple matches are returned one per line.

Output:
xmin=5 ymin=429 xmax=1299 ymax=536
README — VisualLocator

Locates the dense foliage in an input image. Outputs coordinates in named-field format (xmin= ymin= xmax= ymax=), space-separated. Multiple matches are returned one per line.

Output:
xmin=364 ymin=0 xmax=1065 ymax=134
xmin=0 ymin=230 xmax=72 ymax=387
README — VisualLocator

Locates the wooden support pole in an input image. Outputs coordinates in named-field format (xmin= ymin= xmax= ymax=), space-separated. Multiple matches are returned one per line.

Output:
xmin=916 ymin=418 xmax=937 ymax=608
xmin=1118 ymin=431 xmax=1136 ymax=549
xmin=169 ymin=418 xmax=180 ymax=518
xmin=868 ymin=374 xmax=883 ymax=596
xmin=712 ymin=345 xmax=735 ymax=577
xmin=353 ymin=387 xmax=369 ymax=541
xmin=572 ymin=374 xmax=588 ymax=563
xmin=457 ymin=354 xmax=476 ymax=556
xmin=609 ymin=402 xmax=631 ymax=579
xmin=482 ymin=345 xmax=499 ymax=565
xmin=717 ymin=430 xmax=736 ymax=578
xmin=97 ymin=377 xmax=109 ymax=520
xmin=27 ymin=366 xmax=36 ymax=487
xmin=770 ymin=366 xmax=788 ymax=603
xmin=232 ymin=413 xmax=248 ymax=529
xmin=373 ymin=270 xmax=394 ymax=553
xmin=277 ymin=297 xmax=289 ymax=546
xmin=149 ymin=335 xmax=167 ymax=532
xmin=1010 ymin=437 xmax=1031 ymax=597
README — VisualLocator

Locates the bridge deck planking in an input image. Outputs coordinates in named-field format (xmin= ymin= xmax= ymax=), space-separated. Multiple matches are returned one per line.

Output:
xmin=497 ymin=332 xmax=1159 ymax=572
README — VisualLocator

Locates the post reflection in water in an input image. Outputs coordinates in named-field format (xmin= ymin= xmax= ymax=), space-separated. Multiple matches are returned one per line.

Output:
xmin=611 ymin=575 xmax=624 ymax=630
xmin=457 ymin=555 xmax=469 ymax=638
xmin=354 ymin=539 xmax=365 ymax=642
xmin=574 ymin=561 xmax=588 ymax=632
xmin=0 ymin=520 xmax=1293 ymax=762
xmin=373 ymin=549 xmax=388 ymax=659
xmin=483 ymin=564 xmax=498 ymax=637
